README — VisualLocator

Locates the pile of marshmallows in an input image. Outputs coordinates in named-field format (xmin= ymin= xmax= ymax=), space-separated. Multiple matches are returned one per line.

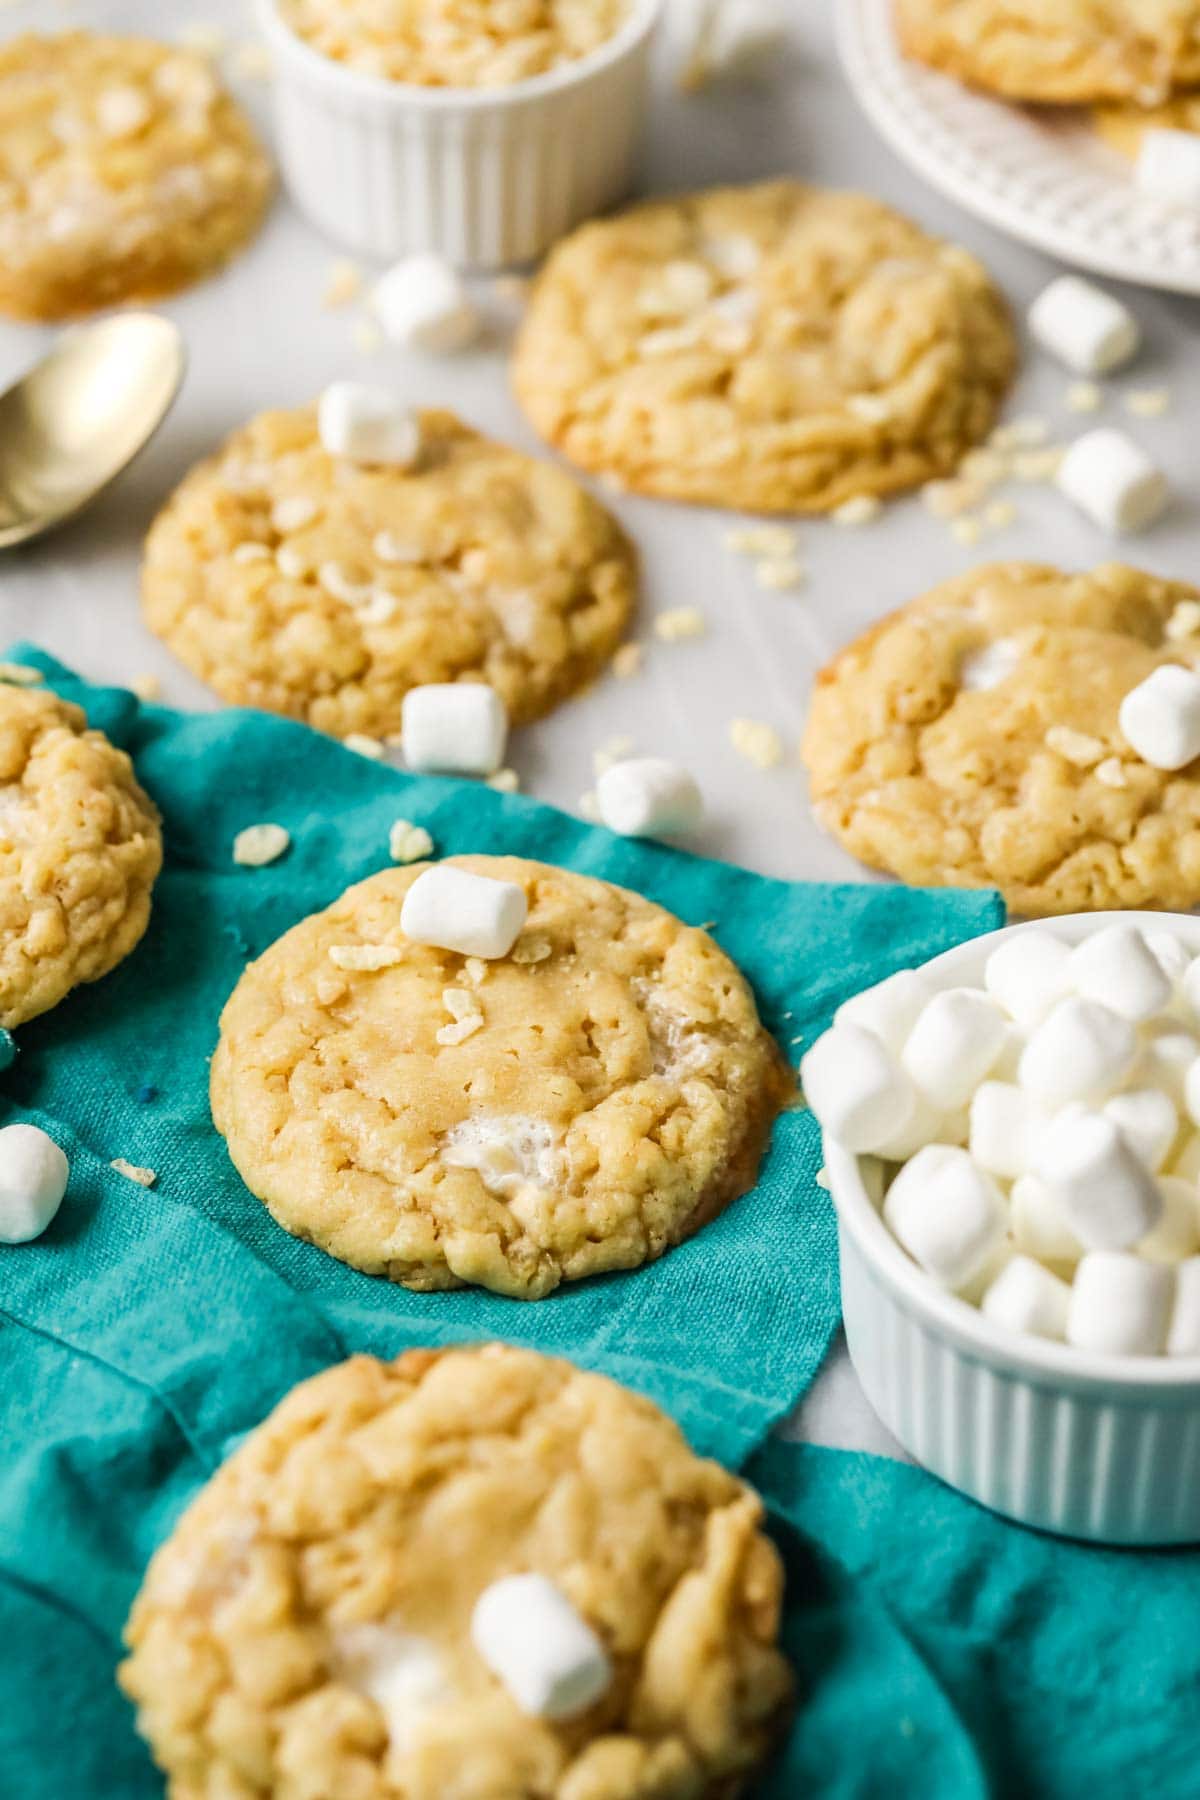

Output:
xmin=802 ymin=923 xmax=1200 ymax=1358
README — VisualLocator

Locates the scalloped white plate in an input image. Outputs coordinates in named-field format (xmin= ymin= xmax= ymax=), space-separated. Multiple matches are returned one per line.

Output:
xmin=837 ymin=0 xmax=1200 ymax=294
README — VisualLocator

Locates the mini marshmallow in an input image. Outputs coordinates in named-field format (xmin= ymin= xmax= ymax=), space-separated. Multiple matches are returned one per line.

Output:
xmin=1017 ymin=996 xmax=1136 ymax=1109
xmin=1147 ymin=930 xmax=1193 ymax=990
xmin=317 ymin=381 xmax=421 ymax=467
xmin=981 ymin=1254 xmax=1070 ymax=1342
xmin=1069 ymin=924 xmax=1172 ymax=1022
xmin=333 ymin=1625 xmax=450 ymax=1749
xmin=1027 ymin=275 xmax=1140 ymax=376
xmin=401 ymin=865 xmax=527 ymax=960
xmin=871 ymin=1090 xmax=944 ymax=1163
xmin=1182 ymin=956 xmax=1200 ymax=1019
xmin=1010 ymin=1174 xmax=1083 ymax=1267
xmin=1056 ymin=428 xmax=1169 ymax=534
xmin=470 ymin=1573 xmax=611 ymax=1719
xmin=1035 ymin=1111 xmax=1162 ymax=1250
xmin=373 ymin=253 xmax=479 ymax=354
xmin=1137 ymin=1174 xmax=1199 ymax=1265
xmin=1184 ymin=1057 xmax=1200 ymax=1130
xmin=594 ymin=757 xmax=703 ymax=840
xmin=835 ymin=968 xmax=932 ymax=1056
xmin=0 ymin=1123 xmax=69 ymax=1243
xmin=800 ymin=1023 xmax=916 ymax=1156
xmin=882 ymin=1145 xmax=1006 ymax=1290
xmin=982 ymin=930 xmax=1070 ymax=1028
xmin=1167 ymin=1256 xmax=1200 ymax=1355
xmin=401 ymin=684 xmax=507 ymax=776
xmin=1136 ymin=128 xmax=1200 ymax=211
xmin=1136 ymin=1027 xmax=1200 ymax=1103
xmin=968 ymin=1081 xmax=1044 ymax=1180
xmin=1119 ymin=665 xmax=1200 ymax=770
xmin=1104 ymin=1087 xmax=1178 ymax=1172
xmin=1067 ymin=1252 xmax=1173 ymax=1356
xmin=901 ymin=988 xmax=1007 ymax=1110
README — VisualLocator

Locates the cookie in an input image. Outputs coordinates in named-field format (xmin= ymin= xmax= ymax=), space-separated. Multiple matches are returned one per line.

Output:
xmin=511 ymin=179 xmax=1015 ymax=514
xmin=1094 ymin=90 xmax=1200 ymax=155
xmin=142 ymin=408 xmax=636 ymax=740
xmin=0 ymin=677 xmax=161 ymax=1026
xmin=211 ymin=855 xmax=789 ymax=1298
xmin=120 ymin=1344 xmax=793 ymax=1800
xmin=802 ymin=562 xmax=1200 ymax=917
xmin=896 ymin=0 xmax=1200 ymax=105
xmin=280 ymin=0 xmax=630 ymax=86
xmin=0 ymin=32 xmax=272 ymax=322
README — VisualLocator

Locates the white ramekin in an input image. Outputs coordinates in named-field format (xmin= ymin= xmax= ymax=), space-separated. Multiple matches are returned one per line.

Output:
xmin=257 ymin=0 xmax=661 ymax=267
xmin=826 ymin=910 xmax=1200 ymax=1546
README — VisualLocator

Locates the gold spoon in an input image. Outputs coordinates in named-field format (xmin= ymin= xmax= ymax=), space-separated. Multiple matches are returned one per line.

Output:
xmin=0 ymin=312 xmax=185 ymax=551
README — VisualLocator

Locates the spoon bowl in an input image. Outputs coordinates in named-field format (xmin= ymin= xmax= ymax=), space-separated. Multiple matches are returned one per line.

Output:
xmin=0 ymin=313 xmax=185 ymax=550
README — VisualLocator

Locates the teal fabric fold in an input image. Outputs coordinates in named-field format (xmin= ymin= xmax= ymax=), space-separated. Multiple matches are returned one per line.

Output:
xmin=0 ymin=646 xmax=1004 ymax=1797
xmin=752 ymin=1441 xmax=1200 ymax=1799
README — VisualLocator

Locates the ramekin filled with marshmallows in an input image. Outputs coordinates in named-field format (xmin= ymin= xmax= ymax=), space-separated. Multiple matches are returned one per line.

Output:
xmin=806 ymin=912 xmax=1200 ymax=1546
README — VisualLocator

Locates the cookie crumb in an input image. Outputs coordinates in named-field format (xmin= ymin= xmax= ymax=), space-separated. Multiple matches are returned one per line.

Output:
xmin=130 ymin=672 xmax=162 ymax=701
xmin=486 ymin=769 xmax=520 ymax=793
xmin=654 ymin=607 xmax=706 ymax=642
xmin=755 ymin=558 xmax=806 ymax=592
xmin=462 ymin=957 xmax=488 ymax=986
xmin=1095 ymin=756 xmax=1129 ymax=789
xmin=352 ymin=317 xmax=384 ymax=354
xmin=344 ymin=732 xmax=385 ymax=759
xmin=315 ymin=971 xmax=348 ymax=1005
xmin=990 ymin=415 xmax=1049 ymax=450
xmin=0 ymin=663 xmax=43 ymax=686
xmin=1125 ymin=387 xmax=1171 ymax=418
xmin=983 ymin=499 xmax=1016 ymax=529
xmin=951 ymin=517 xmax=982 ymax=546
xmin=831 ymin=494 xmax=882 ymax=527
xmin=1166 ymin=601 xmax=1200 ymax=641
xmin=723 ymin=524 xmax=796 ymax=558
xmin=437 ymin=986 xmax=484 ymax=1045
xmin=231 ymin=40 xmax=272 ymax=80
xmin=1045 ymin=725 xmax=1105 ymax=768
xmin=512 ymin=932 xmax=552 ymax=964
xmin=922 ymin=478 xmax=980 ymax=519
xmin=390 ymin=819 xmax=434 ymax=863
xmin=611 ymin=643 xmax=643 ymax=679
xmin=323 ymin=259 xmax=362 ymax=308
xmin=593 ymin=734 xmax=635 ymax=775
xmin=730 ymin=717 xmax=783 ymax=769
xmin=329 ymin=943 xmax=403 ymax=970
xmin=233 ymin=823 xmax=290 ymax=867
xmin=1066 ymin=381 xmax=1103 ymax=414
xmin=111 ymin=1157 xmax=156 ymax=1187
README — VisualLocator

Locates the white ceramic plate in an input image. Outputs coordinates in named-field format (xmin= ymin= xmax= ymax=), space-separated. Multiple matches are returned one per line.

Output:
xmin=836 ymin=0 xmax=1200 ymax=294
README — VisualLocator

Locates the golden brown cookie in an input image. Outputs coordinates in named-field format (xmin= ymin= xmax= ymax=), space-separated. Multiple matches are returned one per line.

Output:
xmin=0 ymin=32 xmax=272 ymax=322
xmin=1094 ymin=89 xmax=1200 ymax=155
xmin=142 ymin=407 xmax=636 ymax=740
xmin=120 ymin=1344 xmax=793 ymax=1800
xmin=801 ymin=563 xmax=1200 ymax=917
xmin=280 ymin=0 xmax=630 ymax=86
xmin=0 ymin=675 xmax=161 ymax=1026
xmin=896 ymin=0 xmax=1200 ymax=105
xmin=512 ymin=180 xmax=1015 ymax=515
xmin=211 ymin=855 xmax=789 ymax=1298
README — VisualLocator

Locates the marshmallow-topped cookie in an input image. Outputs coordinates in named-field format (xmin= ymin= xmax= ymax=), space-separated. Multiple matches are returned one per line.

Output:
xmin=513 ymin=180 xmax=1015 ymax=514
xmin=0 ymin=680 xmax=161 ymax=1026
xmin=0 ymin=32 xmax=272 ymax=321
xmin=211 ymin=856 xmax=790 ymax=1298
xmin=141 ymin=404 xmax=636 ymax=741
xmin=120 ymin=1345 xmax=793 ymax=1800
xmin=802 ymin=562 xmax=1200 ymax=916
xmin=897 ymin=0 xmax=1200 ymax=105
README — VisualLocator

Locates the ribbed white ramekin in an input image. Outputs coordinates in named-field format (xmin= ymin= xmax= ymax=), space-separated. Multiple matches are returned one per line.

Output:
xmin=257 ymin=0 xmax=661 ymax=267
xmin=827 ymin=911 xmax=1200 ymax=1546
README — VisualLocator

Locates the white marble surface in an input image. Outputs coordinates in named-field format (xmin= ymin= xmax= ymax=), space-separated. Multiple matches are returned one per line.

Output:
xmin=5 ymin=0 xmax=1200 ymax=1461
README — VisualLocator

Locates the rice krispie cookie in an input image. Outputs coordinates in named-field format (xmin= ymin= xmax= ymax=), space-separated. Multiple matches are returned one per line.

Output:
xmin=802 ymin=562 xmax=1200 ymax=917
xmin=1095 ymin=90 xmax=1200 ymax=155
xmin=0 ymin=678 xmax=161 ymax=1026
xmin=142 ymin=408 xmax=636 ymax=740
xmin=0 ymin=32 xmax=272 ymax=322
xmin=120 ymin=1344 xmax=793 ymax=1800
xmin=280 ymin=0 xmax=630 ymax=87
xmin=211 ymin=855 xmax=789 ymax=1297
xmin=896 ymin=0 xmax=1200 ymax=105
xmin=512 ymin=180 xmax=1015 ymax=514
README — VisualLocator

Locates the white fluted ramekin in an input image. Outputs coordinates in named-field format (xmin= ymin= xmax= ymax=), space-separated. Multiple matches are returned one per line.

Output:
xmin=827 ymin=910 xmax=1200 ymax=1546
xmin=258 ymin=0 xmax=661 ymax=267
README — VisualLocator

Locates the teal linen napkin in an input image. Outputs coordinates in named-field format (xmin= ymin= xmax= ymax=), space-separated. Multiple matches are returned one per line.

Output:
xmin=751 ymin=1441 xmax=1200 ymax=1798
xmin=0 ymin=646 xmax=1003 ymax=1797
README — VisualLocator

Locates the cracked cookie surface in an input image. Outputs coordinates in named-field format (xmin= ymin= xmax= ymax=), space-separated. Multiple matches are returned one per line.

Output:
xmin=0 ymin=31 xmax=272 ymax=321
xmin=280 ymin=0 xmax=630 ymax=86
xmin=211 ymin=855 xmax=789 ymax=1297
xmin=142 ymin=408 xmax=636 ymax=740
xmin=512 ymin=180 xmax=1015 ymax=514
xmin=0 ymin=680 xmax=161 ymax=1026
xmin=120 ymin=1344 xmax=793 ymax=1800
xmin=802 ymin=563 xmax=1200 ymax=917
xmin=896 ymin=0 xmax=1200 ymax=104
